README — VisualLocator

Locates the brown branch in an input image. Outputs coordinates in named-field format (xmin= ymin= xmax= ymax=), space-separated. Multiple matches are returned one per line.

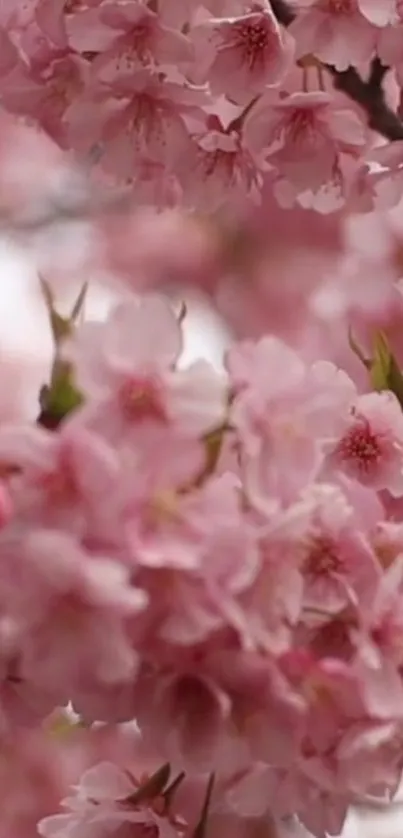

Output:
xmin=271 ymin=0 xmax=403 ymax=141
xmin=329 ymin=65 xmax=403 ymax=140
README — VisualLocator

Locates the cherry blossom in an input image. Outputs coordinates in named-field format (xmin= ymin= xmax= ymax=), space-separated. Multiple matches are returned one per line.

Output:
xmin=190 ymin=3 xmax=294 ymax=104
xmin=3 ymin=0 xmax=403 ymax=835
xmin=289 ymin=0 xmax=378 ymax=71
xmin=178 ymin=114 xmax=261 ymax=211
xmin=39 ymin=758 xmax=187 ymax=838
xmin=0 ymin=420 xmax=122 ymax=538
xmin=245 ymin=90 xmax=367 ymax=209
xmin=65 ymin=294 xmax=227 ymax=448
xmin=377 ymin=7 xmax=403 ymax=84
xmin=328 ymin=391 xmax=403 ymax=496
xmin=226 ymin=336 xmax=356 ymax=503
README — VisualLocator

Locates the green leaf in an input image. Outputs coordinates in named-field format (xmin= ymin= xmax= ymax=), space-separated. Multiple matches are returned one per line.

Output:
xmin=370 ymin=331 xmax=391 ymax=391
xmin=388 ymin=357 xmax=403 ymax=409
xmin=370 ymin=332 xmax=403 ymax=408
xmin=41 ymin=277 xmax=89 ymax=344
xmin=38 ymin=279 xmax=89 ymax=427
xmin=349 ymin=328 xmax=403 ymax=411
xmin=40 ymin=362 xmax=83 ymax=423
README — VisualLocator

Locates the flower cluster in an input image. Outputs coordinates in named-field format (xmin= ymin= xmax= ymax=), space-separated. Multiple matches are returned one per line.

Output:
xmin=2 ymin=0 xmax=403 ymax=391
xmin=1 ymin=292 xmax=403 ymax=838
xmin=2 ymin=0 xmax=403 ymax=836
xmin=0 ymin=0 xmax=403 ymax=215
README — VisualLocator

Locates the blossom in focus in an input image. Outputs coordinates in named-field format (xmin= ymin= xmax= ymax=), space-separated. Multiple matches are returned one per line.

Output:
xmin=245 ymin=90 xmax=367 ymax=209
xmin=328 ymin=391 xmax=403 ymax=496
xmin=289 ymin=0 xmax=378 ymax=70
xmin=191 ymin=3 xmax=294 ymax=104
xmin=65 ymin=294 xmax=227 ymax=448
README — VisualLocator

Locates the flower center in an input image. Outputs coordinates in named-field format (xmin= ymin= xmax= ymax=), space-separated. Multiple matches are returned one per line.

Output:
xmin=325 ymin=0 xmax=353 ymax=14
xmin=285 ymin=108 xmax=320 ymax=148
xmin=142 ymin=491 xmax=181 ymax=534
xmin=305 ymin=535 xmax=341 ymax=576
xmin=339 ymin=418 xmax=381 ymax=472
xmin=233 ymin=16 xmax=270 ymax=67
xmin=119 ymin=376 xmax=167 ymax=423
xmin=36 ymin=449 xmax=78 ymax=502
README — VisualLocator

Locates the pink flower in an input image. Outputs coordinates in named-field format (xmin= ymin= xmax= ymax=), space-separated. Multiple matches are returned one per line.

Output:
xmin=277 ymin=482 xmax=381 ymax=614
xmin=0 ymin=0 xmax=67 ymax=38
xmin=355 ymin=553 xmax=403 ymax=669
xmin=117 ymin=472 xmax=260 ymax=650
xmin=378 ymin=10 xmax=403 ymax=85
xmin=241 ymin=538 xmax=303 ymax=654
xmin=133 ymin=668 xmax=233 ymax=770
xmin=0 ymin=725 xmax=67 ymax=836
xmin=0 ymin=617 xmax=58 ymax=731
xmin=69 ymin=294 xmax=182 ymax=394
xmin=39 ymin=757 xmax=187 ymax=838
xmin=1 ymin=51 xmax=90 ymax=147
xmin=245 ymin=91 xmax=367 ymax=204
xmin=289 ymin=0 xmax=378 ymax=70
xmin=178 ymin=115 xmax=260 ymax=212
xmin=0 ymin=28 xmax=20 ymax=77
xmin=35 ymin=0 xmax=71 ymax=47
xmin=190 ymin=3 xmax=294 ymax=104
xmin=226 ymin=336 xmax=356 ymax=505
xmin=66 ymin=294 xmax=227 ymax=448
xmin=158 ymin=0 xmax=248 ymax=28
xmin=84 ymin=1 xmax=193 ymax=80
xmin=357 ymin=0 xmax=397 ymax=25
xmin=0 ymin=421 xmax=121 ymax=539
xmin=369 ymin=141 xmax=403 ymax=209
xmin=327 ymin=391 xmax=403 ymax=496
xmin=67 ymin=69 xmax=203 ymax=180
xmin=2 ymin=528 xmax=146 ymax=701
xmin=336 ymin=721 xmax=403 ymax=799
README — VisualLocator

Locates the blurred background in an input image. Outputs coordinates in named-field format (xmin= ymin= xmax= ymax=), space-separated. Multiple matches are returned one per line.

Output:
xmin=0 ymin=237 xmax=228 ymax=419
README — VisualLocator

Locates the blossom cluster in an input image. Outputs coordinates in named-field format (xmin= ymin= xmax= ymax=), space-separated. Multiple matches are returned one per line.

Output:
xmin=1 ymin=0 xmax=403 ymax=215
xmin=2 ymin=292 xmax=403 ymax=838
xmin=3 ymin=0 xmax=403 ymax=393
xmin=3 ymin=0 xmax=403 ymax=836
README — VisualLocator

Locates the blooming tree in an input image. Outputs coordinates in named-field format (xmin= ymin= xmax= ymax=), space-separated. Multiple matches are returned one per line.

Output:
xmin=4 ymin=1 xmax=403 ymax=838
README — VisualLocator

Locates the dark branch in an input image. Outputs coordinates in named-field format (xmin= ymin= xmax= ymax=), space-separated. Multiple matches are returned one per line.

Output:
xmin=270 ymin=0 xmax=297 ymax=26
xmin=329 ymin=66 xmax=403 ymax=140
xmin=271 ymin=0 xmax=403 ymax=141
xmin=368 ymin=56 xmax=388 ymax=87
